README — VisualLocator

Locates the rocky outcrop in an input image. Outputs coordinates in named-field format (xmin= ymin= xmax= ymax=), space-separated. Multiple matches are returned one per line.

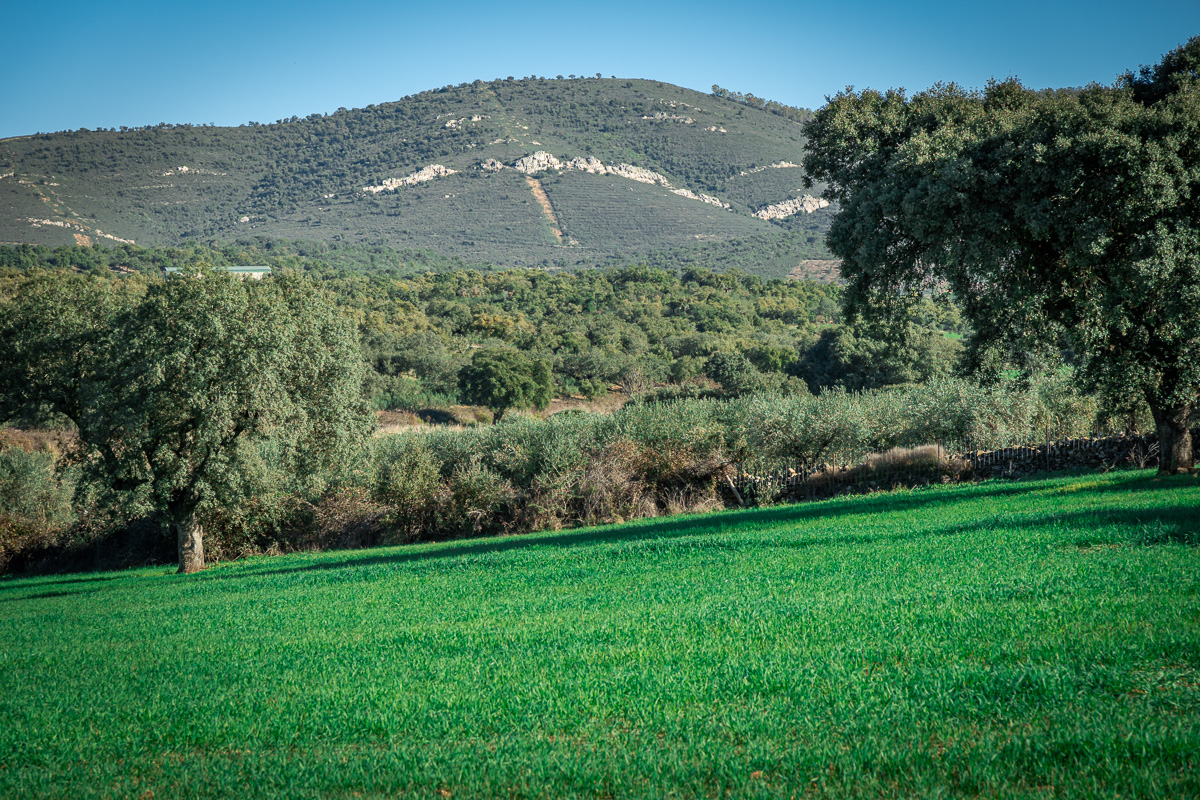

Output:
xmin=753 ymin=195 xmax=829 ymax=220
xmin=512 ymin=151 xmax=564 ymax=174
xmin=642 ymin=112 xmax=695 ymax=124
xmin=509 ymin=154 xmax=671 ymax=188
xmin=562 ymin=156 xmax=608 ymax=174
xmin=362 ymin=164 xmax=458 ymax=193
xmin=25 ymin=217 xmax=134 ymax=244
xmin=669 ymin=188 xmax=730 ymax=209
xmin=480 ymin=152 xmax=733 ymax=209
xmin=738 ymin=161 xmax=802 ymax=177
xmin=444 ymin=114 xmax=487 ymax=129
xmin=606 ymin=163 xmax=670 ymax=186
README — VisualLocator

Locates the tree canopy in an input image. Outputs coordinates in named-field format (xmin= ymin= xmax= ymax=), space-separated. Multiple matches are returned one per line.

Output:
xmin=458 ymin=349 xmax=553 ymax=422
xmin=803 ymin=36 xmax=1200 ymax=472
xmin=0 ymin=268 xmax=372 ymax=572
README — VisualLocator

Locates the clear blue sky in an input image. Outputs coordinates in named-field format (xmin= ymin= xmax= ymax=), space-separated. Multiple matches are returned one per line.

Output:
xmin=2 ymin=0 xmax=1197 ymax=138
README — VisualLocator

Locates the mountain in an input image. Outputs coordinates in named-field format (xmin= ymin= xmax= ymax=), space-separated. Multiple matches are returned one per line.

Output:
xmin=0 ymin=77 xmax=835 ymax=275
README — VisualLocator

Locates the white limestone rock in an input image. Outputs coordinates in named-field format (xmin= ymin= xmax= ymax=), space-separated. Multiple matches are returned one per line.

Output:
xmin=512 ymin=151 xmax=564 ymax=174
xmin=753 ymin=195 xmax=830 ymax=220
xmin=362 ymin=164 xmax=458 ymax=193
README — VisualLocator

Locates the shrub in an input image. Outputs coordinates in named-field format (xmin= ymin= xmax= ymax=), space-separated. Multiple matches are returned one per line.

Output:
xmin=375 ymin=438 xmax=443 ymax=542
xmin=0 ymin=445 xmax=77 ymax=571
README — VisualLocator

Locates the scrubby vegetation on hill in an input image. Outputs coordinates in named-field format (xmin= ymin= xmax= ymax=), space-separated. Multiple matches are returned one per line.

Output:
xmin=0 ymin=77 xmax=830 ymax=271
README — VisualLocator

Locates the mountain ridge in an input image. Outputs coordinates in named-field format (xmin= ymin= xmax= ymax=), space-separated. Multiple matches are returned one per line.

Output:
xmin=0 ymin=77 xmax=834 ymax=275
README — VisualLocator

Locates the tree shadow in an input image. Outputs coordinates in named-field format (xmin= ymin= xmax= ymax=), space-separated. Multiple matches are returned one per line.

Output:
xmin=210 ymin=471 xmax=1191 ymax=583
xmin=0 ymin=572 xmax=124 ymax=594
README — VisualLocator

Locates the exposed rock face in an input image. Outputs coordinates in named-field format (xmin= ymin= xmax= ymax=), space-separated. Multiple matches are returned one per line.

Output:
xmin=362 ymin=164 xmax=459 ymax=193
xmin=642 ymin=112 xmax=695 ymax=124
xmin=670 ymin=188 xmax=730 ymax=209
xmin=512 ymin=151 xmax=564 ymax=174
xmin=753 ymin=195 xmax=829 ymax=220
xmin=498 ymin=152 xmax=732 ymax=208
xmin=511 ymin=153 xmax=673 ymax=187
xmin=25 ymin=217 xmax=135 ymax=243
xmin=443 ymin=114 xmax=487 ymax=129
xmin=606 ymin=163 xmax=670 ymax=186
xmin=738 ymin=161 xmax=802 ymax=177
xmin=562 ymin=156 xmax=607 ymax=174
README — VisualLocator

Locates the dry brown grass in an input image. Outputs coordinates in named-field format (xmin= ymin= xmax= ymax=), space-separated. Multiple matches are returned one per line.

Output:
xmin=0 ymin=427 xmax=78 ymax=462
xmin=544 ymin=393 xmax=631 ymax=417
xmin=787 ymin=259 xmax=843 ymax=283
xmin=375 ymin=410 xmax=425 ymax=436
xmin=857 ymin=445 xmax=969 ymax=480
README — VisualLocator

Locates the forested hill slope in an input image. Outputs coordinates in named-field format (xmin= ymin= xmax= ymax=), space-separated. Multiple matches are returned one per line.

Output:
xmin=0 ymin=77 xmax=833 ymax=271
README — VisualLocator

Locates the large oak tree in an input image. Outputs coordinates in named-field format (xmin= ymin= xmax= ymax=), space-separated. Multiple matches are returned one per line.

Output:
xmin=0 ymin=267 xmax=372 ymax=572
xmin=803 ymin=37 xmax=1200 ymax=473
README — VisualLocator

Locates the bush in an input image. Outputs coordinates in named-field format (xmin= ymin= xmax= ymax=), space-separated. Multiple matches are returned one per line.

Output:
xmin=375 ymin=438 xmax=443 ymax=541
xmin=0 ymin=445 xmax=77 ymax=571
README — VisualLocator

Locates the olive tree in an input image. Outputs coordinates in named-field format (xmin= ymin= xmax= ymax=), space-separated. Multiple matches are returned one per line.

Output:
xmin=803 ymin=38 xmax=1200 ymax=473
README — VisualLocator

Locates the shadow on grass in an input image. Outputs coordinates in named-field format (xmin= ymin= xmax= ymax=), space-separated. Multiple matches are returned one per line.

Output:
xmin=205 ymin=471 xmax=1193 ymax=583
xmin=0 ymin=572 xmax=126 ymax=598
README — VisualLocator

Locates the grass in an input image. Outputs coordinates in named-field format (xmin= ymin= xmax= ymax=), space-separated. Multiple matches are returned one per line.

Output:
xmin=1 ymin=470 xmax=1198 ymax=798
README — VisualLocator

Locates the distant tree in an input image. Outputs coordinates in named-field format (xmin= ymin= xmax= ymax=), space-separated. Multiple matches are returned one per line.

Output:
xmin=0 ymin=267 xmax=373 ymax=573
xmin=804 ymin=37 xmax=1200 ymax=472
xmin=704 ymin=351 xmax=762 ymax=395
xmin=797 ymin=324 xmax=957 ymax=394
xmin=458 ymin=349 xmax=553 ymax=422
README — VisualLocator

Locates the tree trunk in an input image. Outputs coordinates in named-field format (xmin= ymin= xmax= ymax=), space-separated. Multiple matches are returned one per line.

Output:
xmin=173 ymin=506 xmax=205 ymax=574
xmin=1151 ymin=403 xmax=1195 ymax=474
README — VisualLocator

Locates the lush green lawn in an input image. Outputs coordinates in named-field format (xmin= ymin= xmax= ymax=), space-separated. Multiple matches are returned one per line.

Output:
xmin=2 ymin=470 xmax=1198 ymax=799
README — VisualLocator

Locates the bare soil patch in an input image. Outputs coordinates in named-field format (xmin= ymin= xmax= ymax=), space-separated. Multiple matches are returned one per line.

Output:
xmin=525 ymin=176 xmax=564 ymax=243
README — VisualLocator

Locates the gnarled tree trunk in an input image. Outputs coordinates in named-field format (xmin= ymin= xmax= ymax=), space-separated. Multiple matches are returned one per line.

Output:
xmin=172 ymin=505 xmax=205 ymax=574
xmin=1151 ymin=403 xmax=1195 ymax=475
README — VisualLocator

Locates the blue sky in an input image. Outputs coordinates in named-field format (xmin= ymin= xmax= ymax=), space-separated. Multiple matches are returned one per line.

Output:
xmin=2 ymin=0 xmax=1196 ymax=138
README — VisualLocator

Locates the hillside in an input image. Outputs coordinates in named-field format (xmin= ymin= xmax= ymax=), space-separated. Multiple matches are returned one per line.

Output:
xmin=0 ymin=78 xmax=834 ymax=273
xmin=1 ymin=471 xmax=1197 ymax=798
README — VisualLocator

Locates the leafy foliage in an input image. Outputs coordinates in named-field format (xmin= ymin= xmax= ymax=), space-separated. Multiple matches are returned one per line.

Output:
xmin=458 ymin=349 xmax=553 ymax=421
xmin=0 ymin=267 xmax=372 ymax=572
xmin=803 ymin=37 xmax=1200 ymax=472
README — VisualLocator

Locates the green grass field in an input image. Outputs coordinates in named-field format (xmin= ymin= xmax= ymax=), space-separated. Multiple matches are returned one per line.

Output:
xmin=2 ymin=470 xmax=1198 ymax=798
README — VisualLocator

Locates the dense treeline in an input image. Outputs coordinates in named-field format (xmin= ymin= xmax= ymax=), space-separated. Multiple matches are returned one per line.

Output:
xmin=331 ymin=264 xmax=963 ymax=407
xmin=0 ymin=244 xmax=964 ymax=412
xmin=0 ymin=257 xmax=1171 ymax=575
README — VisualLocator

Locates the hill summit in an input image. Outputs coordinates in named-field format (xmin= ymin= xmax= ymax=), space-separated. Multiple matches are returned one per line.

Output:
xmin=0 ymin=77 xmax=834 ymax=271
